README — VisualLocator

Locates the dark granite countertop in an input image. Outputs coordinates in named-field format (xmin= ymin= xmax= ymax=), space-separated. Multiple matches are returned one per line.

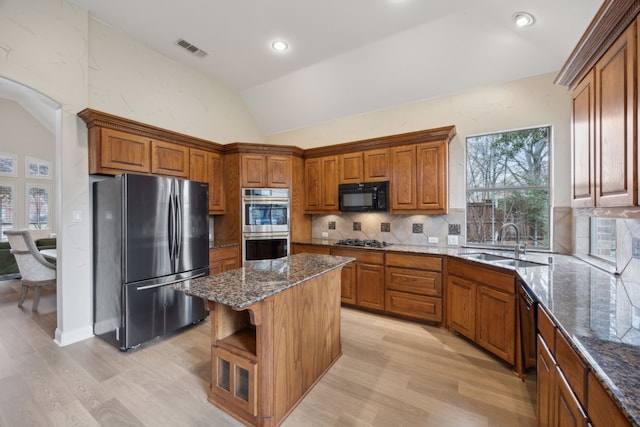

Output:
xmin=175 ymin=253 xmax=354 ymax=310
xmin=293 ymin=238 xmax=640 ymax=426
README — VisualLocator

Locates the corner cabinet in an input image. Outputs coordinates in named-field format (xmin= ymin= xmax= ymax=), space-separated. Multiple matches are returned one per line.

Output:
xmin=559 ymin=4 xmax=640 ymax=210
xmin=446 ymin=257 xmax=517 ymax=367
xmin=240 ymin=154 xmax=291 ymax=188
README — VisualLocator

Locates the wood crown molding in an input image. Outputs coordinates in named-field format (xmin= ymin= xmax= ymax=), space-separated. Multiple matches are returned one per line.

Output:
xmin=555 ymin=0 xmax=640 ymax=88
xmin=303 ymin=125 xmax=457 ymax=159
xmin=78 ymin=108 xmax=224 ymax=153
xmin=223 ymin=142 xmax=304 ymax=158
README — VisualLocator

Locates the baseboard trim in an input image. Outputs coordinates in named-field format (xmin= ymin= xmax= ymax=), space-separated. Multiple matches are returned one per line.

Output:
xmin=54 ymin=325 xmax=94 ymax=347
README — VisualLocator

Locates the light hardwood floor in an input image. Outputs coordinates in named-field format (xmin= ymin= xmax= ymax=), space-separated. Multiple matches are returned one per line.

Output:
xmin=0 ymin=279 xmax=536 ymax=426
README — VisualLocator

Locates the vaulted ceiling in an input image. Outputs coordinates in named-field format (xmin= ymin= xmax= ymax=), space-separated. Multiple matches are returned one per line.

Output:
xmin=68 ymin=0 xmax=602 ymax=135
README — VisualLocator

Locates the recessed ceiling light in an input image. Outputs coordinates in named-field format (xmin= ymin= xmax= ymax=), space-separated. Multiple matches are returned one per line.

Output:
xmin=271 ymin=40 xmax=289 ymax=52
xmin=513 ymin=12 xmax=535 ymax=27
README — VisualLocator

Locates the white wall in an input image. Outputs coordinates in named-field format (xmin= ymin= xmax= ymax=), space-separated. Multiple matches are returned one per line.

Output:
xmin=0 ymin=99 xmax=56 ymax=231
xmin=0 ymin=0 xmax=265 ymax=346
xmin=266 ymin=72 xmax=573 ymax=209
xmin=88 ymin=19 xmax=264 ymax=144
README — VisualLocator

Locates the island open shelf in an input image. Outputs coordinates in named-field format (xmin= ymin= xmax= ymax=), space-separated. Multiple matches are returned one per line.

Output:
xmin=176 ymin=254 xmax=353 ymax=426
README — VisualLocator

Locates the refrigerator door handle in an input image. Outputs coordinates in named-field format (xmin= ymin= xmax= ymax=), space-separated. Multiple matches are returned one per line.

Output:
xmin=168 ymin=193 xmax=175 ymax=262
xmin=175 ymin=191 xmax=182 ymax=264
xmin=135 ymin=272 xmax=206 ymax=291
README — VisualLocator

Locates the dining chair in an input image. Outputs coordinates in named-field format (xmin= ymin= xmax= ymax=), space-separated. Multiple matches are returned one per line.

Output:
xmin=3 ymin=230 xmax=56 ymax=311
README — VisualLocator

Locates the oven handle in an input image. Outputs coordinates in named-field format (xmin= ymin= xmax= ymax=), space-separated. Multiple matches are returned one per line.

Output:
xmin=242 ymin=197 xmax=290 ymax=203
xmin=243 ymin=233 xmax=290 ymax=240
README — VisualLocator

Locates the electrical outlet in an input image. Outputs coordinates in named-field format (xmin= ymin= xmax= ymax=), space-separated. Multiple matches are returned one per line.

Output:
xmin=321 ymin=232 xmax=329 ymax=238
xmin=428 ymin=236 xmax=438 ymax=244
xmin=448 ymin=235 xmax=459 ymax=245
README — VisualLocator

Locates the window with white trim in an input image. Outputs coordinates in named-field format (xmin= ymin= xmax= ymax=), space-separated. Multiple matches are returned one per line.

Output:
xmin=26 ymin=183 xmax=50 ymax=230
xmin=0 ymin=153 xmax=17 ymax=177
xmin=0 ymin=182 xmax=15 ymax=239
xmin=466 ymin=126 xmax=551 ymax=249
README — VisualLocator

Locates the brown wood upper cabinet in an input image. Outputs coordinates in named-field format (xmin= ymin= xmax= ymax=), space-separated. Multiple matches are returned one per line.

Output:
xmin=562 ymin=8 xmax=640 ymax=209
xmin=240 ymin=154 xmax=291 ymax=188
xmin=304 ymin=156 xmax=339 ymax=213
xmin=191 ymin=149 xmax=225 ymax=213
xmin=94 ymin=128 xmax=152 ymax=175
xmin=339 ymin=148 xmax=391 ymax=184
xmin=391 ymin=140 xmax=448 ymax=214
xmin=151 ymin=140 xmax=190 ymax=178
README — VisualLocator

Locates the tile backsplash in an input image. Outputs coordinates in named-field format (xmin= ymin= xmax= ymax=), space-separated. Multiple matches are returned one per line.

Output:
xmin=311 ymin=206 xmax=574 ymax=252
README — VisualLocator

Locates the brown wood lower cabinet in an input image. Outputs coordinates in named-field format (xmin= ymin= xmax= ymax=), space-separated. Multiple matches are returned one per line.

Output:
xmin=209 ymin=246 xmax=240 ymax=275
xmin=536 ymin=305 xmax=632 ymax=427
xmin=330 ymin=247 xmax=385 ymax=310
xmin=385 ymin=253 xmax=443 ymax=324
xmin=446 ymin=258 xmax=516 ymax=366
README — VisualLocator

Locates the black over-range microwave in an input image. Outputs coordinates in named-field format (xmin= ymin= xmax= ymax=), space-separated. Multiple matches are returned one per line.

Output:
xmin=338 ymin=181 xmax=389 ymax=212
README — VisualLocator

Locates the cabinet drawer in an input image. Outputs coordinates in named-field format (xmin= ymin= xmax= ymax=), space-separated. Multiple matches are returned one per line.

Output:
xmin=292 ymin=243 xmax=330 ymax=255
xmin=556 ymin=332 xmax=587 ymax=407
xmin=386 ymin=267 xmax=442 ymax=297
xmin=587 ymin=371 xmax=631 ymax=427
xmin=331 ymin=247 xmax=384 ymax=264
xmin=210 ymin=247 xmax=239 ymax=262
xmin=447 ymin=257 xmax=515 ymax=293
xmin=385 ymin=290 xmax=442 ymax=322
xmin=537 ymin=305 xmax=556 ymax=353
xmin=386 ymin=253 xmax=442 ymax=271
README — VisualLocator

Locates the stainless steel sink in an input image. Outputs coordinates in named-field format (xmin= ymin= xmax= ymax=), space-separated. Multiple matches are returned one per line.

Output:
xmin=460 ymin=252 xmax=547 ymax=268
xmin=491 ymin=259 xmax=547 ymax=268
xmin=459 ymin=252 xmax=512 ymax=261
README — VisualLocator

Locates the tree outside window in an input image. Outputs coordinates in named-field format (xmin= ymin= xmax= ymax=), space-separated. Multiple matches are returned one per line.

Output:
xmin=466 ymin=126 xmax=550 ymax=249
xmin=27 ymin=184 xmax=49 ymax=230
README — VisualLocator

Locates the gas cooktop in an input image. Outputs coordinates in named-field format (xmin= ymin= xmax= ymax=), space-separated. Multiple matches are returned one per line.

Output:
xmin=334 ymin=239 xmax=393 ymax=248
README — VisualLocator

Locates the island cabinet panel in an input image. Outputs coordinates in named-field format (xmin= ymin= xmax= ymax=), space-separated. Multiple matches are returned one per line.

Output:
xmin=363 ymin=148 xmax=391 ymax=182
xmin=151 ymin=140 xmax=190 ymax=178
xmin=339 ymin=152 xmax=363 ymax=184
xmin=384 ymin=253 xmax=443 ymax=324
xmin=571 ymin=70 xmax=596 ymax=207
xmin=97 ymin=128 xmax=151 ymax=174
xmin=587 ymin=372 xmax=632 ymax=427
xmin=206 ymin=266 xmax=343 ymax=427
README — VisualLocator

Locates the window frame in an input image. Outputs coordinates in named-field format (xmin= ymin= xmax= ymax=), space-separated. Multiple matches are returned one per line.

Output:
xmin=0 ymin=152 xmax=17 ymax=177
xmin=464 ymin=125 xmax=552 ymax=250
xmin=0 ymin=181 xmax=16 ymax=239
xmin=25 ymin=182 xmax=51 ymax=230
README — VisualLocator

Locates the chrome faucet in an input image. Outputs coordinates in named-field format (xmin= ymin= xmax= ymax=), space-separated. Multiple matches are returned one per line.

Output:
xmin=500 ymin=222 xmax=527 ymax=259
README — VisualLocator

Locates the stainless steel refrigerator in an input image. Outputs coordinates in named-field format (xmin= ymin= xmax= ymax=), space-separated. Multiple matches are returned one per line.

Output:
xmin=93 ymin=173 xmax=209 ymax=350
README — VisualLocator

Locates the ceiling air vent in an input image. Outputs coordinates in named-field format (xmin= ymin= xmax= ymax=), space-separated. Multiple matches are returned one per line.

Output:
xmin=176 ymin=38 xmax=208 ymax=58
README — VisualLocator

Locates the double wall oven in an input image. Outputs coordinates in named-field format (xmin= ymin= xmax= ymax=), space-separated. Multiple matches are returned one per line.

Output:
xmin=241 ymin=188 xmax=290 ymax=263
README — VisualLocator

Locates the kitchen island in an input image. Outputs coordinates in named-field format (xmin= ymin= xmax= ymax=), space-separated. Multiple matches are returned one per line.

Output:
xmin=175 ymin=253 xmax=353 ymax=427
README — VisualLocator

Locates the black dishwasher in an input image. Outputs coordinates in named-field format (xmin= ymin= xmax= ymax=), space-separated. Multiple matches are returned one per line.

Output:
xmin=518 ymin=280 xmax=538 ymax=372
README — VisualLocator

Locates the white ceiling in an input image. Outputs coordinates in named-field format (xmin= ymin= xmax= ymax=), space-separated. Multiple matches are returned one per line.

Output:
xmin=68 ymin=0 xmax=602 ymax=136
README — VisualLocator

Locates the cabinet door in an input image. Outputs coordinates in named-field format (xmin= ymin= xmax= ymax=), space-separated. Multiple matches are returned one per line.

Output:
xmin=208 ymin=152 xmax=225 ymax=213
xmin=241 ymin=154 xmax=267 ymax=187
xmin=151 ymin=140 xmax=189 ymax=178
xmin=189 ymin=149 xmax=209 ymax=183
xmin=340 ymin=262 xmax=357 ymax=304
xmin=594 ymin=22 xmax=637 ymax=207
xmin=555 ymin=367 xmax=589 ymax=427
xmin=476 ymin=285 xmax=516 ymax=364
xmin=98 ymin=128 xmax=151 ymax=174
xmin=391 ymin=145 xmax=416 ymax=209
xmin=356 ymin=263 xmax=385 ymax=310
xmin=446 ymin=275 xmax=476 ymax=340
xmin=538 ymin=335 xmax=556 ymax=427
xmin=571 ymin=71 xmax=596 ymax=207
xmin=364 ymin=148 xmax=391 ymax=182
xmin=587 ymin=372 xmax=632 ymax=427
xmin=267 ymin=155 xmax=291 ymax=188
xmin=416 ymin=140 xmax=448 ymax=213
xmin=339 ymin=152 xmax=363 ymax=183
xmin=321 ymin=156 xmax=339 ymax=210
xmin=304 ymin=158 xmax=322 ymax=211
